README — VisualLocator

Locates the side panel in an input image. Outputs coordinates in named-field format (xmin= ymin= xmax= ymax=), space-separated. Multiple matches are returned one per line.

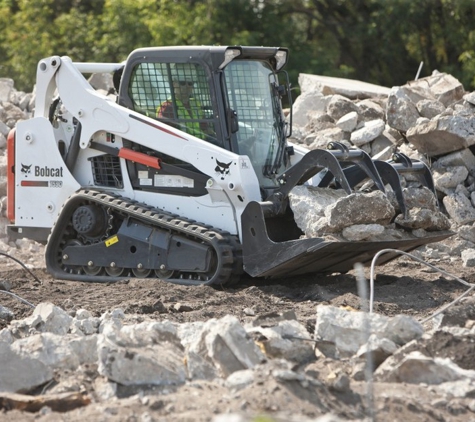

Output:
xmin=7 ymin=129 xmax=15 ymax=222
xmin=14 ymin=117 xmax=80 ymax=228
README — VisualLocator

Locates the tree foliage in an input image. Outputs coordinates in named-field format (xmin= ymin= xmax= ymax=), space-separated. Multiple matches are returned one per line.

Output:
xmin=1 ymin=0 xmax=475 ymax=93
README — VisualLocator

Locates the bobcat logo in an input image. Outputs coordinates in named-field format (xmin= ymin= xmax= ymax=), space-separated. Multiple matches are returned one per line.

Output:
xmin=21 ymin=163 xmax=32 ymax=175
xmin=215 ymin=159 xmax=232 ymax=180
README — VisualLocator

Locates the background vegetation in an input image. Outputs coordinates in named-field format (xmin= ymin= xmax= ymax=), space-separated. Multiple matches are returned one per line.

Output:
xmin=1 ymin=0 xmax=475 ymax=95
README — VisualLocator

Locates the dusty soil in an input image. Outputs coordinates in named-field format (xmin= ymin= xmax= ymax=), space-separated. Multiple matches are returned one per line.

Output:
xmin=1 ymin=238 xmax=474 ymax=421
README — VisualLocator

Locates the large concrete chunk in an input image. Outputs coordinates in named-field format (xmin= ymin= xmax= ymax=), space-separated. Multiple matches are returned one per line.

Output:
xmin=374 ymin=351 xmax=475 ymax=384
xmin=324 ymin=191 xmax=395 ymax=232
xmin=246 ymin=320 xmax=315 ymax=363
xmin=315 ymin=305 xmax=423 ymax=358
xmin=292 ymin=90 xmax=327 ymax=127
xmin=443 ymin=193 xmax=475 ymax=225
xmin=386 ymin=87 xmax=421 ymax=132
xmin=11 ymin=333 xmax=80 ymax=371
xmin=32 ymin=302 xmax=72 ymax=335
xmin=429 ymin=73 xmax=465 ymax=106
xmin=0 ymin=341 xmax=53 ymax=393
xmin=406 ymin=115 xmax=475 ymax=157
xmin=186 ymin=315 xmax=265 ymax=380
xmin=97 ymin=333 xmax=185 ymax=386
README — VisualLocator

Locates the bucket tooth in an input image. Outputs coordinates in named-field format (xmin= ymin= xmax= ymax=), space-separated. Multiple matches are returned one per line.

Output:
xmin=325 ymin=142 xmax=386 ymax=192
xmin=390 ymin=153 xmax=439 ymax=207
xmin=272 ymin=148 xmax=353 ymax=197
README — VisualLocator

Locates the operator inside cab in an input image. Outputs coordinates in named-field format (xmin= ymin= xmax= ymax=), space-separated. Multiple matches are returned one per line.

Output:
xmin=157 ymin=63 xmax=214 ymax=141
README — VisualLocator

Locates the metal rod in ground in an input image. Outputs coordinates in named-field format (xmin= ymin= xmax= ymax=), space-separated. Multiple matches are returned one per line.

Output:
xmin=354 ymin=262 xmax=375 ymax=422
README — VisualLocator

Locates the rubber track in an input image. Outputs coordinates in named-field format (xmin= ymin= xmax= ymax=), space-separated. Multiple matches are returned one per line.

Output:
xmin=45 ymin=189 xmax=243 ymax=286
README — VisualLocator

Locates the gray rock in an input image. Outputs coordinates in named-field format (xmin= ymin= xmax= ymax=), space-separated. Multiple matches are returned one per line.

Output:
xmin=350 ymin=118 xmax=385 ymax=146
xmin=461 ymin=248 xmax=475 ymax=267
xmin=306 ymin=111 xmax=335 ymax=133
xmin=356 ymin=334 xmax=398 ymax=368
xmin=315 ymin=305 xmax=423 ymax=358
xmin=341 ymin=224 xmax=385 ymax=241
xmin=0 ymin=305 xmax=14 ymax=322
xmin=406 ymin=115 xmax=475 ymax=157
xmin=395 ymin=207 xmax=451 ymax=231
xmin=32 ymin=302 xmax=73 ymax=335
xmin=225 ymin=369 xmax=255 ymax=391
xmin=186 ymin=315 xmax=265 ymax=379
xmin=11 ymin=332 xmax=80 ymax=370
xmin=327 ymin=95 xmax=358 ymax=121
xmin=375 ymin=351 xmax=475 ymax=384
xmin=434 ymin=148 xmax=475 ymax=178
xmin=308 ymin=127 xmax=348 ymax=150
xmin=97 ymin=328 xmax=186 ymax=386
xmin=457 ymin=224 xmax=475 ymax=243
xmin=292 ymin=90 xmax=328 ymax=127
xmin=443 ymin=193 xmax=475 ymax=225
xmin=356 ymin=98 xmax=385 ymax=122
xmin=429 ymin=73 xmax=465 ymax=107
xmin=0 ymin=78 xmax=14 ymax=102
xmin=324 ymin=191 xmax=395 ymax=233
xmin=246 ymin=319 xmax=315 ymax=363
xmin=416 ymin=99 xmax=446 ymax=119
xmin=335 ymin=111 xmax=358 ymax=132
xmin=433 ymin=166 xmax=469 ymax=195
xmin=386 ymin=86 xmax=421 ymax=132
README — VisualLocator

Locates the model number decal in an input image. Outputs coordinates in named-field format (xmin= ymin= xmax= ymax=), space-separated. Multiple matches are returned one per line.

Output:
xmin=49 ymin=181 xmax=63 ymax=188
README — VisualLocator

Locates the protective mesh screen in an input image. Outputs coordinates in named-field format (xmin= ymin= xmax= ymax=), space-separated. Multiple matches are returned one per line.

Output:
xmin=128 ymin=63 xmax=216 ymax=142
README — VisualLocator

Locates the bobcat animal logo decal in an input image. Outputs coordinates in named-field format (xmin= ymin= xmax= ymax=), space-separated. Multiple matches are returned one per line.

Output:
xmin=215 ymin=159 xmax=232 ymax=180
xmin=21 ymin=163 xmax=32 ymax=175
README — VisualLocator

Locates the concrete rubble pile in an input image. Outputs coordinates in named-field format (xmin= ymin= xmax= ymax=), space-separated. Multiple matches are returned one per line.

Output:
xmin=2 ymin=301 xmax=475 ymax=419
xmin=288 ymin=71 xmax=475 ymax=266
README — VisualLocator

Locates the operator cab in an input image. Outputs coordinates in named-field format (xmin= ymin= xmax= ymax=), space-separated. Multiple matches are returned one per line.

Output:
xmin=117 ymin=46 xmax=292 ymax=196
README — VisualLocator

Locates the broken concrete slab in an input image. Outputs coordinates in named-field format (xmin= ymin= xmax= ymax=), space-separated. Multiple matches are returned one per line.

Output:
xmin=298 ymin=73 xmax=391 ymax=99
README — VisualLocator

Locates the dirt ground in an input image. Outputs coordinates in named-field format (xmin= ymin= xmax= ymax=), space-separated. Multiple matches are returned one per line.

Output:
xmin=1 ymin=237 xmax=475 ymax=421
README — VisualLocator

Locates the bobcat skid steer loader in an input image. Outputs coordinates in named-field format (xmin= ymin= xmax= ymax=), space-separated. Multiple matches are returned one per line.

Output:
xmin=7 ymin=46 xmax=451 ymax=286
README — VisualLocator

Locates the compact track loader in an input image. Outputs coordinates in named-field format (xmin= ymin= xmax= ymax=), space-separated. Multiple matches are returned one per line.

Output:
xmin=7 ymin=46 xmax=451 ymax=285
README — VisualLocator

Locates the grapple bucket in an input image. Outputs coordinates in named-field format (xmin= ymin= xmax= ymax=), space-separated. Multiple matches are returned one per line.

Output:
xmin=243 ymin=144 xmax=452 ymax=278
xmin=241 ymin=201 xmax=452 ymax=278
